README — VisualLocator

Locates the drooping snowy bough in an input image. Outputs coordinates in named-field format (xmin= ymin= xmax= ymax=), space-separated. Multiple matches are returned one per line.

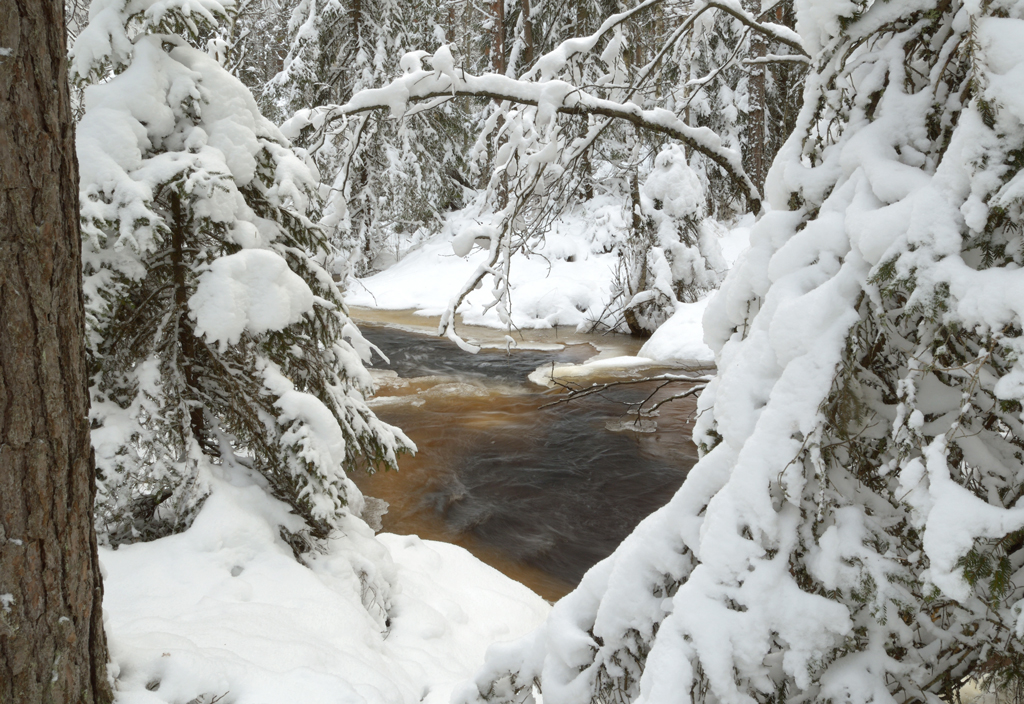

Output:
xmin=458 ymin=1 xmax=1024 ymax=702
xmin=72 ymin=0 xmax=411 ymax=544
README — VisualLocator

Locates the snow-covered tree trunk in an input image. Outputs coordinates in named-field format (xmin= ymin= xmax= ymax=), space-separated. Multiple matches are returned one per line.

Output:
xmin=742 ymin=0 xmax=765 ymax=190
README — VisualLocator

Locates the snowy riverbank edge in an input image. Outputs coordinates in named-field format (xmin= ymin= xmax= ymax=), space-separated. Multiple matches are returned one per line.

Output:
xmin=344 ymin=202 xmax=753 ymax=368
xmin=101 ymin=466 xmax=550 ymax=704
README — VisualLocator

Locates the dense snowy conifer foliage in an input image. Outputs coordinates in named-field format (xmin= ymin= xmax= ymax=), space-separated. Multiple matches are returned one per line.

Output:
xmin=457 ymin=1 xmax=1024 ymax=703
xmin=267 ymin=0 xmax=474 ymax=274
xmin=71 ymin=0 xmax=411 ymax=543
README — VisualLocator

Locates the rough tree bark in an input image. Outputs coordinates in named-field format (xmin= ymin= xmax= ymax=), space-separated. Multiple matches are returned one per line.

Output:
xmin=0 ymin=0 xmax=113 ymax=702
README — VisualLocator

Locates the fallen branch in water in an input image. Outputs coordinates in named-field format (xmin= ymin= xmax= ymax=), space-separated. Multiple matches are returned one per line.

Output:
xmin=540 ymin=373 xmax=711 ymax=424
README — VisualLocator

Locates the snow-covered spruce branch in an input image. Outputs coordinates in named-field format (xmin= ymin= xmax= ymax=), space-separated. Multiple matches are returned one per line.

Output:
xmin=457 ymin=1 xmax=1024 ymax=703
xmin=73 ymin=0 xmax=413 ymax=544
xmin=289 ymin=71 xmax=761 ymax=212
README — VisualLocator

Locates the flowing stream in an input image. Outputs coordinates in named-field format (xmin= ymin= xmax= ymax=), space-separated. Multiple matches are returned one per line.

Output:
xmin=351 ymin=308 xmax=706 ymax=601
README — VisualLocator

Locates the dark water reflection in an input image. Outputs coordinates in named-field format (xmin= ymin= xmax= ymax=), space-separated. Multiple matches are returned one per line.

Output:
xmin=356 ymin=324 xmax=699 ymax=601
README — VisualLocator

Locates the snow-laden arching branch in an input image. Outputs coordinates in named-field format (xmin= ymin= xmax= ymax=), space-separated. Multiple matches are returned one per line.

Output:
xmin=703 ymin=0 xmax=804 ymax=55
xmin=285 ymin=70 xmax=761 ymax=211
xmin=281 ymin=0 xmax=813 ymax=215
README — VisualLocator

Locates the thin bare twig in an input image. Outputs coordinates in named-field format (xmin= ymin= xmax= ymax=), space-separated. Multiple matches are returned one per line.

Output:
xmin=540 ymin=373 xmax=711 ymax=413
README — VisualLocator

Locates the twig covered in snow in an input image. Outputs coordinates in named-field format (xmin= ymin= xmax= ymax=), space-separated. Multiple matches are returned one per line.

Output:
xmin=703 ymin=0 xmax=805 ymax=56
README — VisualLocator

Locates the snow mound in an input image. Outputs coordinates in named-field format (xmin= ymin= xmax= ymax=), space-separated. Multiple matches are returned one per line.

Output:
xmin=528 ymin=355 xmax=660 ymax=387
xmin=190 ymin=249 xmax=315 ymax=348
xmin=641 ymin=146 xmax=706 ymax=220
xmin=638 ymin=298 xmax=715 ymax=364
xmin=102 ymin=472 xmax=550 ymax=704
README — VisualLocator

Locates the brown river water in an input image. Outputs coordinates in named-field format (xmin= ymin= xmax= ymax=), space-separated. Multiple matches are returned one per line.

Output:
xmin=350 ymin=308 xmax=707 ymax=601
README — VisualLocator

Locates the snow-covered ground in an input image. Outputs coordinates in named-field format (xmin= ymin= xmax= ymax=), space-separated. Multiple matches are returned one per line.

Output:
xmin=102 ymin=468 xmax=549 ymax=704
xmin=347 ymin=199 xmax=752 ymax=366
xmin=347 ymin=194 xmax=629 ymax=329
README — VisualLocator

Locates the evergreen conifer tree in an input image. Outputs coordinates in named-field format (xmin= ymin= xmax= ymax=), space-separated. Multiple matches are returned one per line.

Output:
xmin=71 ymin=0 xmax=411 ymax=544
xmin=616 ymin=144 xmax=727 ymax=336
xmin=460 ymin=0 xmax=1024 ymax=702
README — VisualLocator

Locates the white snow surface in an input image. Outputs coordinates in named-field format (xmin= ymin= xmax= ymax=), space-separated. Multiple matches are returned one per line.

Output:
xmin=102 ymin=469 xmax=550 ymax=704
xmin=346 ymin=198 xmax=749 ymax=364
xmin=638 ymin=298 xmax=714 ymax=363
xmin=190 ymin=249 xmax=316 ymax=349
xmin=347 ymin=194 xmax=629 ymax=330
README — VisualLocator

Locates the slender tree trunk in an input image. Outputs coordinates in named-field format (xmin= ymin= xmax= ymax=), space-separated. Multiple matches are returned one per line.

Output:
xmin=520 ymin=0 xmax=534 ymax=66
xmin=346 ymin=0 xmax=363 ymax=99
xmin=491 ymin=0 xmax=505 ymax=75
xmin=743 ymin=0 xmax=766 ymax=190
xmin=448 ymin=4 xmax=455 ymax=49
xmin=488 ymin=0 xmax=509 ymax=206
xmin=0 ymin=0 xmax=113 ymax=702
xmin=581 ymin=149 xmax=595 ymax=201
xmin=622 ymin=167 xmax=650 ymax=337
xmin=577 ymin=0 xmax=594 ymax=201
xmin=169 ymin=192 xmax=206 ymax=447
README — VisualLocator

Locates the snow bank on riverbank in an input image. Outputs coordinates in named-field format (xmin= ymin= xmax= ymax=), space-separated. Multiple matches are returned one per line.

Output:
xmin=346 ymin=199 xmax=751 ymax=367
xmin=101 ymin=469 xmax=549 ymax=704
xmin=346 ymin=194 xmax=626 ymax=331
